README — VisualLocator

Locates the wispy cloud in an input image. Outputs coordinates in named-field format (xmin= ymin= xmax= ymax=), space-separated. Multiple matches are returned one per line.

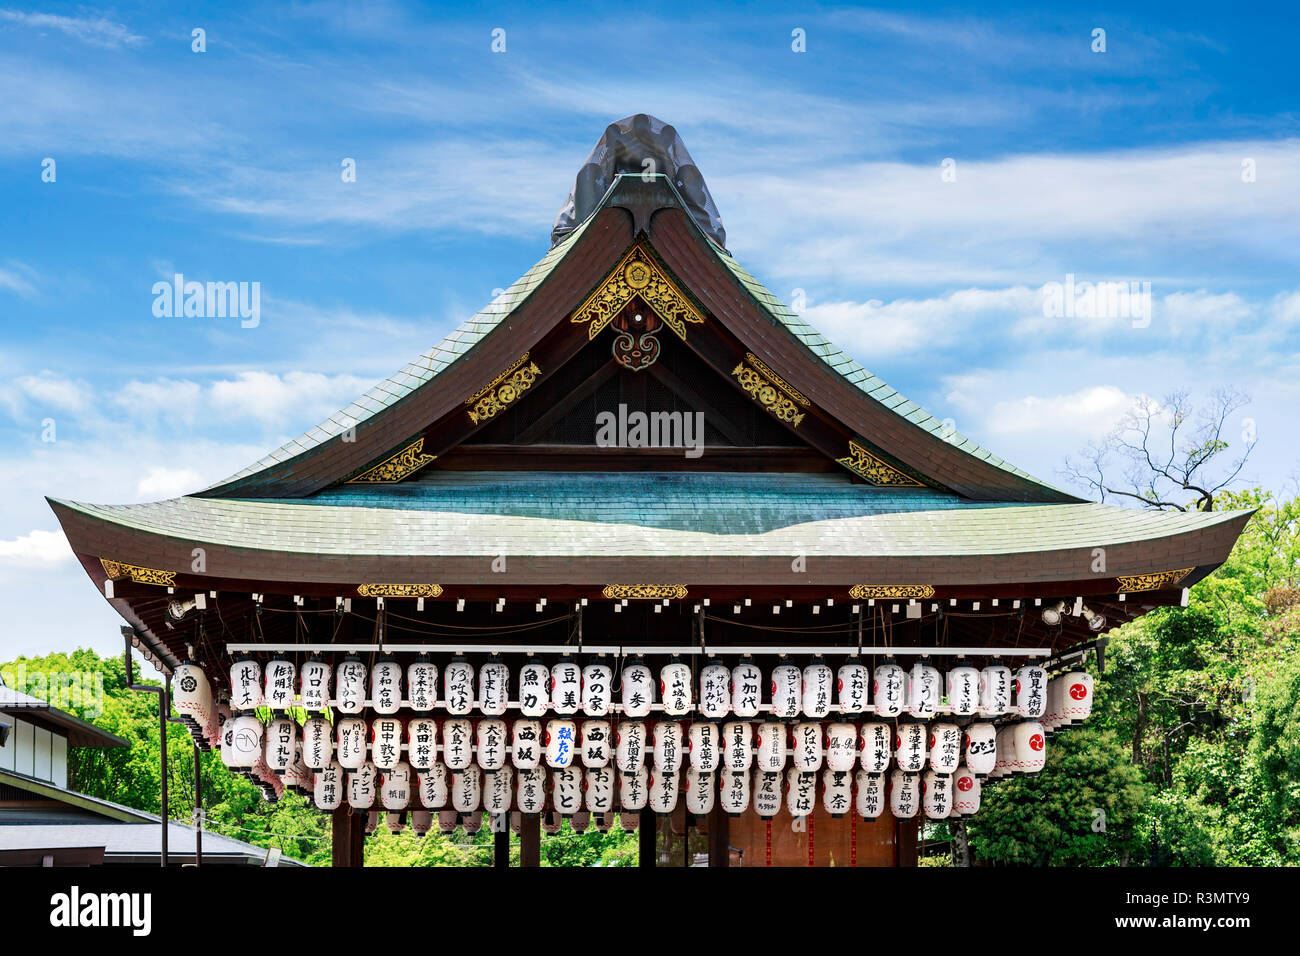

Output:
xmin=0 ymin=9 xmax=144 ymax=48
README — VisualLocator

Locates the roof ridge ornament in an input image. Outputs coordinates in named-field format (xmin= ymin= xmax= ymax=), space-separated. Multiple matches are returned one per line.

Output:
xmin=571 ymin=243 xmax=704 ymax=342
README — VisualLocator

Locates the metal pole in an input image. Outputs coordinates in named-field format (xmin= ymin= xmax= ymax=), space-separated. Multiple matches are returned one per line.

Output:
xmin=123 ymin=627 xmax=168 ymax=867
xmin=194 ymin=743 xmax=203 ymax=866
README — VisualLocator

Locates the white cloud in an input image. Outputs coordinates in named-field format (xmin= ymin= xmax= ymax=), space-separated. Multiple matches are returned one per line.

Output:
xmin=0 ymin=528 xmax=72 ymax=566
xmin=209 ymin=370 xmax=374 ymax=426
xmin=0 ymin=261 xmax=37 ymax=298
xmin=0 ymin=371 xmax=94 ymax=418
xmin=135 ymin=467 xmax=204 ymax=500
xmin=977 ymin=386 xmax=1135 ymax=439
xmin=0 ymin=10 xmax=144 ymax=48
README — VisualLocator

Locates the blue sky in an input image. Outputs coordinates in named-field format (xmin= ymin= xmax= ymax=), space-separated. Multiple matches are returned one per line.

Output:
xmin=1 ymin=1 xmax=1298 ymax=662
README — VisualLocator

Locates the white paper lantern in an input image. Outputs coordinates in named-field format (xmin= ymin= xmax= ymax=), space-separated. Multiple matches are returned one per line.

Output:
xmin=551 ymin=766 xmax=582 ymax=816
xmin=265 ymin=715 xmax=296 ymax=774
xmin=462 ymin=813 xmax=483 ymax=836
xmin=410 ymin=811 xmax=433 ymax=838
xmin=515 ymin=767 xmax=546 ymax=814
xmin=452 ymin=767 xmax=482 ymax=813
xmin=721 ymin=720 xmax=753 ymax=772
xmin=647 ymin=768 xmax=680 ymax=815
xmin=286 ymin=746 xmax=313 ymax=796
xmin=964 ymin=722 xmax=998 ymax=776
xmin=484 ymin=766 xmax=513 ymax=815
xmin=518 ymin=659 xmax=550 ymax=717
xmin=730 ymin=658 xmax=762 ymax=717
xmin=822 ymin=769 xmax=853 ymax=817
xmin=895 ymin=722 xmax=927 ymax=773
xmin=370 ymin=658 xmax=402 ymax=715
xmin=923 ymin=769 xmax=952 ymax=819
xmin=889 ymin=769 xmax=919 ymax=819
xmin=1014 ymin=721 xmax=1047 ymax=773
xmin=688 ymin=722 xmax=720 ymax=772
xmin=907 ymin=661 xmax=942 ymax=718
xmin=219 ymin=714 xmax=235 ymax=768
xmin=993 ymin=726 xmax=1017 ymax=778
xmin=584 ymin=767 xmax=615 ymax=814
xmin=370 ymin=717 xmax=402 ymax=770
xmin=753 ymin=770 xmax=781 ymax=818
xmin=444 ymin=658 xmax=475 ymax=716
xmin=858 ymin=721 xmax=892 ymax=774
xmin=786 ymin=768 xmax=816 ymax=817
xmin=825 ymin=723 xmax=857 ymax=772
xmin=336 ymin=716 xmax=366 ymax=769
xmin=615 ymin=721 xmax=647 ymax=772
xmin=263 ymin=658 xmax=295 ymax=711
xmin=172 ymin=663 xmax=213 ymax=737
xmin=579 ymin=720 xmax=612 ymax=768
xmin=755 ymin=721 xmax=786 ymax=773
xmin=698 ymin=662 xmax=731 ymax=719
xmin=873 ymin=662 xmax=906 ymax=718
xmin=385 ymin=811 xmax=406 ymax=834
xmin=347 ymin=762 xmax=377 ymax=809
xmin=334 ymin=657 xmax=367 ymax=714
xmin=313 ymin=761 xmax=344 ymax=810
xmin=550 ymin=659 xmax=582 ymax=716
xmin=381 ymin=761 xmax=411 ymax=811
xmin=720 ymin=771 xmax=750 ymax=816
xmin=478 ymin=659 xmax=511 ymax=716
xmin=581 ymin=662 xmax=613 ymax=716
xmin=855 ymin=769 xmax=885 ymax=819
xmin=770 ymin=662 xmax=801 ymax=718
xmin=545 ymin=719 xmax=578 ymax=768
xmin=618 ymin=766 xmax=648 ymax=811
xmin=299 ymin=658 xmax=331 ymax=712
xmin=437 ymin=810 xmax=459 ymax=834
xmin=476 ymin=718 xmax=508 ymax=770
xmin=301 ymin=715 xmax=332 ymax=770
xmin=1014 ymin=665 xmax=1048 ymax=718
xmin=442 ymin=718 xmax=474 ymax=770
xmin=660 ymin=660 xmax=693 ymax=716
xmin=511 ymin=719 xmax=542 ymax=769
xmin=620 ymin=660 xmax=654 ymax=718
xmin=837 ymin=662 xmax=869 ymax=714
xmin=979 ymin=663 xmax=1012 ymax=715
xmin=929 ymin=722 xmax=962 ymax=775
xmin=685 ymin=767 xmax=715 ymax=816
xmin=418 ymin=763 xmax=449 ymax=809
xmin=1043 ymin=678 xmax=1065 ymax=733
xmin=406 ymin=718 xmax=437 ymax=771
xmin=652 ymin=721 xmax=683 ymax=772
xmin=229 ymin=658 xmax=263 ymax=712
xmin=1061 ymin=671 xmax=1094 ymax=724
xmin=953 ymin=766 xmax=981 ymax=815
xmin=802 ymin=660 xmax=833 ymax=719
xmin=946 ymin=665 xmax=980 ymax=716
xmin=793 ymin=722 xmax=823 ymax=771
xmin=227 ymin=714 xmax=263 ymax=768
xmin=406 ymin=657 xmax=438 ymax=712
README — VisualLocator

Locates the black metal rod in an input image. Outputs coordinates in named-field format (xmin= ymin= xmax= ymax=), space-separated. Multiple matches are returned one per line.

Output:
xmin=123 ymin=627 xmax=168 ymax=867
xmin=164 ymin=688 xmax=203 ymax=868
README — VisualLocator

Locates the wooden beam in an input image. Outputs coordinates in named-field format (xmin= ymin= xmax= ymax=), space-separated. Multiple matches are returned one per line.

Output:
xmin=708 ymin=801 xmax=730 ymax=868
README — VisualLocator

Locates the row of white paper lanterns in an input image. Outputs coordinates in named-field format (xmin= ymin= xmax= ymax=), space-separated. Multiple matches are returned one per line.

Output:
xmin=223 ymin=656 xmax=1064 ymax=721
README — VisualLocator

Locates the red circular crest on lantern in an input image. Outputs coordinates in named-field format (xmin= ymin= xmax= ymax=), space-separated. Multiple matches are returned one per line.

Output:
xmin=770 ymin=680 xmax=777 ymax=696
xmin=894 ymin=734 xmax=902 ymax=750
xmin=837 ymin=678 xmax=844 ymax=694
xmin=1014 ymin=679 xmax=1021 ymax=695
xmin=1070 ymin=683 xmax=1088 ymax=700
xmin=929 ymin=733 xmax=937 ymax=749
xmin=957 ymin=775 xmax=973 ymax=791
xmin=1030 ymin=733 xmax=1044 ymax=751
xmin=872 ymin=680 xmax=879 ymax=696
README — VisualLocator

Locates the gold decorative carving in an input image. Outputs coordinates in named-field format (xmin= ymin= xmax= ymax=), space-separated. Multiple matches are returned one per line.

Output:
xmin=100 ymin=558 xmax=176 ymax=587
xmin=836 ymin=439 xmax=925 ymax=487
xmin=745 ymin=353 xmax=809 ymax=406
xmin=732 ymin=360 xmax=807 ymax=427
xmin=571 ymin=244 xmax=704 ymax=341
xmin=1116 ymin=568 xmax=1193 ymax=593
xmin=345 ymin=437 xmax=437 ymax=483
xmin=601 ymin=584 xmax=689 ymax=600
xmin=466 ymin=352 xmax=541 ymax=424
xmin=357 ymin=583 xmax=444 ymax=598
xmin=849 ymin=585 xmax=936 ymax=600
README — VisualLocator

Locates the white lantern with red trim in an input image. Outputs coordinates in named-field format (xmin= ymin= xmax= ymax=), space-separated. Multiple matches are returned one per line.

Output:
xmin=825 ymin=722 xmax=857 ymax=772
xmin=516 ymin=767 xmax=546 ymax=814
xmin=1061 ymin=671 xmax=1094 ymax=724
xmin=418 ymin=763 xmax=449 ymax=809
xmin=1014 ymin=665 xmax=1048 ymax=718
xmin=580 ymin=719 xmax=612 ymax=768
xmin=929 ymin=722 xmax=962 ymax=775
xmin=1043 ymin=678 xmax=1065 ymax=733
xmin=786 ymin=768 xmax=816 ymax=818
xmin=699 ymin=662 xmax=731 ymax=718
xmin=438 ymin=810 xmax=459 ymax=834
xmin=721 ymin=771 xmax=750 ymax=816
xmin=406 ymin=657 xmax=438 ymax=712
xmin=442 ymin=718 xmax=474 ymax=770
xmin=1014 ymin=720 xmax=1047 ymax=773
xmin=581 ymin=662 xmax=613 ymax=717
xmin=872 ymin=662 xmax=906 ymax=717
xmin=952 ymin=766 xmax=981 ymax=815
xmin=443 ymin=658 xmax=475 ymax=716
xmin=730 ymin=658 xmax=762 ymax=717
xmin=801 ymin=659 xmax=833 ymax=719
xmin=550 ymin=659 xmax=582 ymax=715
xmin=347 ymin=762 xmax=377 ymax=809
xmin=895 ymin=722 xmax=927 ymax=773
xmin=837 ymin=662 xmax=869 ymax=714
xmin=370 ymin=658 xmax=402 ymax=715
xmin=219 ymin=714 xmax=235 ymax=768
xmin=823 ymin=770 xmax=853 ymax=817
xmin=518 ymin=658 xmax=549 ymax=717
xmin=652 ymin=720 xmax=683 ymax=772
xmin=648 ymin=767 xmax=680 ymax=815
xmin=688 ymin=721 xmax=720 ymax=772
xmin=484 ymin=766 xmax=513 ymax=815
xmin=336 ymin=716 xmax=366 ymax=769
xmin=584 ymin=766 xmax=615 ymax=814
xmin=227 ymin=714 xmax=263 ymax=768
xmin=299 ymin=657 xmax=331 ymax=712
xmin=618 ymin=766 xmax=648 ymax=811
xmin=264 ymin=658 xmax=295 ymax=711
xmin=511 ymin=719 xmax=542 ymax=769
xmin=755 ymin=721 xmax=786 ymax=772
xmin=855 ymin=769 xmax=885 ymax=819
xmin=229 ymin=658 xmax=263 ymax=712
xmin=770 ymin=662 xmax=801 ymax=718
xmin=793 ymin=722 xmax=823 ymax=771
xmin=993 ymin=725 xmax=1017 ymax=778
xmin=478 ymin=659 xmax=510 ymax=716
xmin=265 ymin=715 xmax=297 ymax=774
xmin=381 ymin=761 xmax=411 ymax=810
xmin=411 ymin=811 xmax=433 ymax=838
xmin=922 ymin=769 xmax=952 ymax=819
xmin=858 ymin=722 xmax=891 ymax=774
xmin=721 ymin=720 xmax=753 ymax=772
xmin=979 ymin=663 xmax=1012 ymax=715
xmin=615 ymin=720 xmax=647 ymax=771
xmin=407 ymin=718 xmax=437 ymax=771
xmin=753 ymin=770 xmax=781 ymax=818
xmin=302 ymin=715 xmax=332 ymax=770
xmin=685 ymin=767 xmax=715 ymax=816
xmin=476 ymin=718 xmax=508 ymax=771
xmin=334 ymin=657 xmax=367 ymax=714
xmin=451 ymin=766 xmax=482 ymax=813
xmin=964 ymin=722 xmax=997 ymax=776
xmin=946 ymin=664 xmax=980 ymax=716
xmin=907 ymin=661 xmax=942 ymax=718
xmin=545 ymin=719 xmax=578 ymax=768
xmin=889 ymin=769 xmax=919 ymax=819
xmin=313 ymin=761 xmax=344 ymax=810
xmin=620 ymin=659 xmax=654 ymax=718
xmin=172 ymin=663 xmax=212 ymax=730
xmin=370 ymin=717 xmax=402 ymax=770
xmin=551 ymin=766 xmax=582 ymax=815
xmin=660 ymin=660 xmax=693 ymax=715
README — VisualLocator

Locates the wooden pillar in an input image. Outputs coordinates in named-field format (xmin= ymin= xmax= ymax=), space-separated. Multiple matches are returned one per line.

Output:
xmin=896 ymin=818 xmax=919 ymax=867
xmin=332 ymin=805 xmax=364 ymax=868
xmin=639 ymin=811 xmax=657 ymax=867
xmin=520 ymin=815 xmax=541 ymax=868
xmin=708 ymin=803 xmax=730 ymax=868
xmin=494 ymin=827 xmax=510 ymax=868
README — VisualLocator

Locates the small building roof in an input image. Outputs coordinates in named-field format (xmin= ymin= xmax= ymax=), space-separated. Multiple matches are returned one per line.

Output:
xmin=0 ymin=682 xmax=128 ymax=749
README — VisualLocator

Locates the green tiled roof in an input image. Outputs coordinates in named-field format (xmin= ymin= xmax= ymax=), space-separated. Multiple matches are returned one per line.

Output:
xmin=55 ymin=472 xmax=1248 ymax=559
